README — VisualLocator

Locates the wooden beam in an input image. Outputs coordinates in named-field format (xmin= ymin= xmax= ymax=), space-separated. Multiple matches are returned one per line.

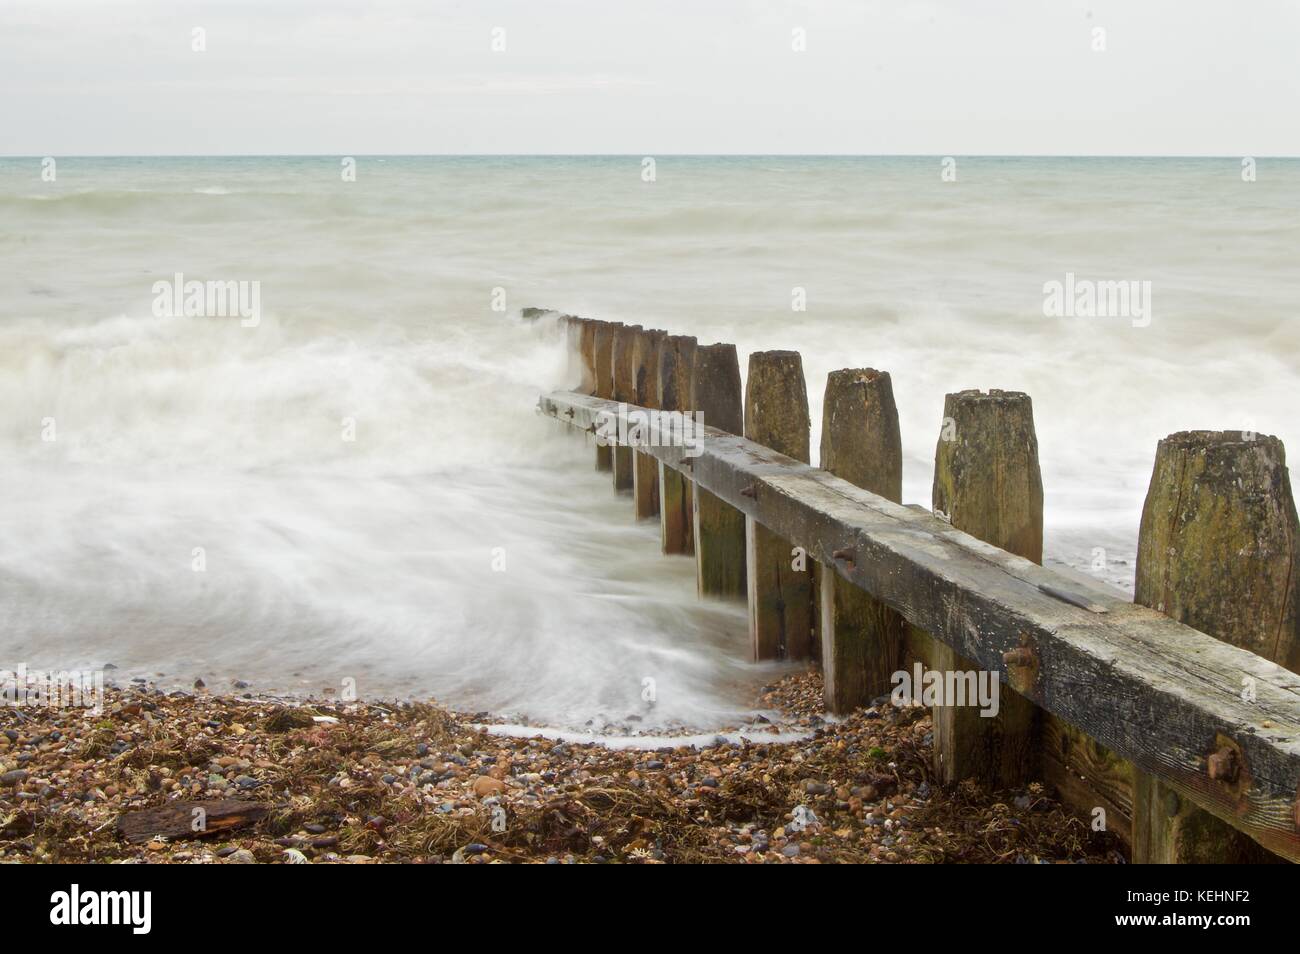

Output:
xmin=537 ymin=389 xmax=1300 ymax=862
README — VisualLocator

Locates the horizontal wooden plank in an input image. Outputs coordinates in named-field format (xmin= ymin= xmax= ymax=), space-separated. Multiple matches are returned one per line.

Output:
xmin=538 ymin=390 xmax=1300 ymax=861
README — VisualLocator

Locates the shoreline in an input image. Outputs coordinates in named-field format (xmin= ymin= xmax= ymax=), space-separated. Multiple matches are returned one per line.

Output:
xmin=1 ymin=674 xmax=1124 ymax=864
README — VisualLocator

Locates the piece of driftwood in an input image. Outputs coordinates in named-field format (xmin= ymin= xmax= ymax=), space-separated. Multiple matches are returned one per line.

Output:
xmin=116 ymin=799 xmax=271 ymax=844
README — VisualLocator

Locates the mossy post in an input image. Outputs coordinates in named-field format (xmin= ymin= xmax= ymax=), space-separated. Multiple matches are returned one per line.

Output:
xmin=744 ymin=351 xmax=813 ymax=660
xmin=657 ymin=334 xmax=698 ymax=554
xmin=819 ymin=369 xmax=906 ymax=711
xmin=1131 ymin=431 xmax=1298 ymax=863
xmin=691 ymin=343 xmax=746 ymax=599
xmin=631 ymin=329 xmax=667 ymax=520
xmin=929 ymin=389 xmax=1043 ymax=788
xmin=592 ymin=321 xmax=621 ymax=471
xmin=610 ymin=323 xmax=642 ymax=492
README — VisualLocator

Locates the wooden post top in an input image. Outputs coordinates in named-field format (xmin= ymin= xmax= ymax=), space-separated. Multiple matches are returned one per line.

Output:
xmin=821 ymin=368 xmax=902 ymax=503
xmin=631 ymin=328 xmax=667 ymax=410
xmin=610 ymin=324 xmax=643 ymax=403
xmin=744 ymin=350 xmax=810 ymax=464
xmin=657 ymin=335 xmax=698 ymax=414
xmin=691 ymin=343 xmax=743 ymax=437
xmin=933 ymin=388 xmax=1043 ymax=564
xmin=1137 ymin=428 xmax=1298 ymax=671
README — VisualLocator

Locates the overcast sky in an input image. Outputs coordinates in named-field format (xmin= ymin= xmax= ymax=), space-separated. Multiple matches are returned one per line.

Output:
xmin=3 ymin=0 xmax=1297 ymax=156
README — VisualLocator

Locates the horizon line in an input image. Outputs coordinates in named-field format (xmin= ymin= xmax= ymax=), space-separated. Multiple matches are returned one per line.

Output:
xmin=2 ymin=153 xmax=1297 ymax=160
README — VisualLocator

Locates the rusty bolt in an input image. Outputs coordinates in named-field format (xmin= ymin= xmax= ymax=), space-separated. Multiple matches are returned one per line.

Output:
xmin=832 ymin=548 xmax=855 ymax=563
xmin=740 ymin=485 xmax=758 ymax=498
xmin=1003 ymin=647 xmax=1036 ymax=668
xmin=1207 ymin=746 xmax=1239 ymax=783
xmin=565 ymin=408 xmax=575 ymax=418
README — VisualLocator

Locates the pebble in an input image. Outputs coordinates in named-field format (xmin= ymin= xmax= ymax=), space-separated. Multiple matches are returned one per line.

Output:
xmin=471 ymin=775 xmax=505 ymax=797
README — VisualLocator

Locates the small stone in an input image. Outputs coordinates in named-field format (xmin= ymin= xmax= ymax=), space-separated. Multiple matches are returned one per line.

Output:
xmin=0 ymin=769 xmax=29 ymax=786
xmin=782 ymin=844 xmax=801 ymax=857
xmin=471 ymin=775 xmax=505 ymax=797
xmin=225 ymin=849 xmax=256 ymax=864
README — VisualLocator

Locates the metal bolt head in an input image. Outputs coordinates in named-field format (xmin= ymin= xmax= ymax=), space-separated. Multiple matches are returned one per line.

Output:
xmin=1003 ymin=647 xmax=1035 ymax=668
xmin=1207 ymin=746 xmax=1238 ymax=783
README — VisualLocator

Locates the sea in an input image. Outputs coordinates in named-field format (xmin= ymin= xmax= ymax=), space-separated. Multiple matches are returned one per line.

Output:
xmin=2 ymin=156 xmax=1296 ymax=734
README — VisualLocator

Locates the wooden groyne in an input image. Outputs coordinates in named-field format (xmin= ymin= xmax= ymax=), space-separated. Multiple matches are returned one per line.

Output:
xmin=539 ymin=310 xmax=1300 ymax=864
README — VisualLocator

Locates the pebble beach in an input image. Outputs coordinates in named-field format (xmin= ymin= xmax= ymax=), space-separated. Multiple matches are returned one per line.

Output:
xmin=1 ymin=673 xmax=1124 ymax=864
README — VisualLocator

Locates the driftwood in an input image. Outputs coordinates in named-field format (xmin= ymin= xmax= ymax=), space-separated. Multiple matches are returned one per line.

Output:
xmin=116 ymin=799 xmax=271 ymax=844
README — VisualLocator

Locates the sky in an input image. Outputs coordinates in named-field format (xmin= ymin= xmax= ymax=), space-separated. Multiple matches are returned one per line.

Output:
xmin=2 ymin=0 xmax=1297 ymax=156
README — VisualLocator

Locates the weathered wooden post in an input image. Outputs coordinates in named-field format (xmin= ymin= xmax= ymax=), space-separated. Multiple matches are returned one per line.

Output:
xmin=631 ymin=329 xmax=667 ymax=520
xmin=819 ymin=369 xmax=906 ymax=710
xmin=658 ymin=334 xmax=698 ymax=554
xmin=929 ymin=389 xmax=1042 ymax=788
xmin=744 ymin=351 xmax=813 ymax=660
xmin=691 ymin=343 xmax=746 ymax=598
xmin=610 ymin=323 xmax=642 ymax=491
xmin=578 ymin=318 xmax=598 ymax=395
xmin=1131 ymin=430 xmax=1298 ymax=863
xmin=592 ymin=321 xmax=621 ymax=472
